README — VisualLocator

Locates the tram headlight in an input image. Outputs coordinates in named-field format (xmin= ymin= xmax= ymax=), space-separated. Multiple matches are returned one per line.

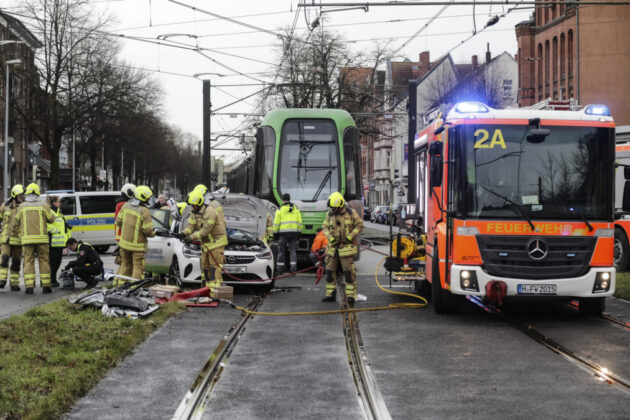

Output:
xmin=593 ymin=272 xmax=612 ymax=293
xmin=459 ymin=270 xmax=479 ymax=292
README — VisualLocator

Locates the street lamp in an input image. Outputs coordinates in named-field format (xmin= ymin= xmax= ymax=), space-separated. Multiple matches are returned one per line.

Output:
xmin=4 ymin=58 xmax=21 ymax=201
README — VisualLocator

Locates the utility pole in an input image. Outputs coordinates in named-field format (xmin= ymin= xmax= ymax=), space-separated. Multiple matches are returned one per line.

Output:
xmin=202 ymin=80 xmax=211 ymax=187
xmin=407 ymin=80 xmax=417 ymax=203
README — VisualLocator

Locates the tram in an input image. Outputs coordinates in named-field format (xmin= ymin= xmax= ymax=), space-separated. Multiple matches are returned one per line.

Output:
xmin=226 ymin=108 xmax=363 ymax=251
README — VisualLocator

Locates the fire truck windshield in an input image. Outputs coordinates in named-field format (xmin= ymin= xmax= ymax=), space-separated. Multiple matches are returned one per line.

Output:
xmin=456 ymin=124 xmax=614 ymax=221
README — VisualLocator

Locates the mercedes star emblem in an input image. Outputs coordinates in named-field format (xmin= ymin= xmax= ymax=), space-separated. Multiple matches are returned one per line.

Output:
xmin=526 ymin=238 xmax=548 ymax=261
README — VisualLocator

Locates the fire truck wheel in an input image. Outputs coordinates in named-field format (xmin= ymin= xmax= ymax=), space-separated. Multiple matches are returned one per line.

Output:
xmin=431 ymin=245 xmax=461 ymax=314
xmin=614 ymin=227 xmax=629 ymax=272
xmin=578 ymin=297 xmax=605 ymax=316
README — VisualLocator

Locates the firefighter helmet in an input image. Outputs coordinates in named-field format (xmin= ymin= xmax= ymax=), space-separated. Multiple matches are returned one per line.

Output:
xmin=10 ymin=184 xmax=24 ymax=198
xmin=188 ymin=191 xmax=204 ymax=206
xmin=121 ymin=183 xmax=136 ymax=199
xmin=327 ymin=192 xmax=345 ymax=208
xmin=25 ymin=183 xmax=41 ymax=196
xmin=134 ymin=185 xmax=153 ymax=202
xmin=193 ymin=184 xmax=208 ymax=195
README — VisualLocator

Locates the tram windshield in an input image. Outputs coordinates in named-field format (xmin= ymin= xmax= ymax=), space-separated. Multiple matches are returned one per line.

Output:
xmin=454 ymin=124 xmax=614 ymax=221
xmin=278 ymin=120 xmax=340 ymax=202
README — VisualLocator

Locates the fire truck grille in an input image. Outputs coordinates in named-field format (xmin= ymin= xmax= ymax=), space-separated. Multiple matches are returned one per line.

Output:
xmin=475 ymin=235 xmax=597 ymax=280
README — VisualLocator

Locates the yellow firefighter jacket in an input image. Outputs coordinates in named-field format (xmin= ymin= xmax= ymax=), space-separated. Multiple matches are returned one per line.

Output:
xmin=15 ymin=198 xmax=56 ymax=245
xmin=322 ymin=205 xmax=363 ymax=257
xmin=116 ymin=202 xmax=155 ymax=252
xmin=0 ymin=199 xmax=20 ymax=245
xmin=183 ymin=202 xmax=228 ymax=252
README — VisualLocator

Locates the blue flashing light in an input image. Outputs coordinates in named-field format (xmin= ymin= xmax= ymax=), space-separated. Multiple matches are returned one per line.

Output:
xmin=584 ymin=104 xmax=611 ymax=116
xmin=454 ymin=102 xmax=489 ymax=114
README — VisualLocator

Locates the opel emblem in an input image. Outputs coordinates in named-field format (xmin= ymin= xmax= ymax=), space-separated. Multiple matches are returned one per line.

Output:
xmin=227 ymin=256 xmax=236 ymax=264
xmin=526 ymin=238 xmax=548 ymax=261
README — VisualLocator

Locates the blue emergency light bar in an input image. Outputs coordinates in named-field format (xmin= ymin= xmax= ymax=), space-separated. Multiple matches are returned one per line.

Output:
xmin=454 ymin=102 xmax=489 ymax=113
xmin=584 ymin=104 xmax=611 ymax=116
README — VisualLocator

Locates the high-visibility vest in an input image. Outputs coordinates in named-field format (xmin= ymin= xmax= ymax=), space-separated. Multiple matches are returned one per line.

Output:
xmin=16 ymin=200 xmax=56 ymax=245
xmin=48 ymin=208 xmax=70 ymax=248
xmin=272 ymin=202 xmax=303 ymax=236
xmin=116 ymin=202 xmax=154 ymax=252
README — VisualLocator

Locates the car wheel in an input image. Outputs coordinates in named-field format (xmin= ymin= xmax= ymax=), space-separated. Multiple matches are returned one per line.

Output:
xmin=94 ymin=245 xmax=110 ymax=254
xmin=431 ymin=244 xmax=461 ymax=314
xmin=169 ymin=258 xmax=184 ymax=288
xmin=614 ymin=227 xmax=629 ymax=272
xmin=578 ymin=297 xmax=605 ymax=316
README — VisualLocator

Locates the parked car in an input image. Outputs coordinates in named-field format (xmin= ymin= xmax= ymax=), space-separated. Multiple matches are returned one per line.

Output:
xmin=371 ymin=206 xmax=386 ymax=223
xmin=42 ymin=190 xmax=119 ymax=253
xmin=145 ymin=193 xmax=276 ymax=290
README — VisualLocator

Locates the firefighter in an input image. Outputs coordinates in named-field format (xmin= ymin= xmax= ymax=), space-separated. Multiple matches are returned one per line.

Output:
xmin=273 ymin=193 xmax=302 ymax=273
xmin=116 ymin=185 xmax=155 ymax=282
xmin=16 ymin=183 xmax=56 ymax=294
xmin=321 ymin=192 xmax=363 ymax=304
xmin=65 ymin=238 xmax=103 ymax=288
xmin=113 ymin=184 xmax=135 ymax=286
xmin=181 ymin=190 xmax=227 ymax=297
xmin=0 ymin=184 xmax=25 ymax=291
xmin=47 ymin=195 xmax=71 ymax=287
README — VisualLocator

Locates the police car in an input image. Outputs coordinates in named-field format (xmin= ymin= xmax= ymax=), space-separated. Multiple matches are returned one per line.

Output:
xmin=42 ymin=191 xmax=119 ymax=253
xmin=146 ymin=193 xmax=276 ymax=289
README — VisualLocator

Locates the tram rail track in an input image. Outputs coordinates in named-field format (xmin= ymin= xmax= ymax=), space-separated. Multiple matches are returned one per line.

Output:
xmin=566 ymin=301 xmax=630 ymax=330
xmin=339 ymin=284 xmax=392 ymax=420
xmin=172 ymin=296 xmax=264 ymax=420
xmin=467 ymin=295 xmax=630 ymax=396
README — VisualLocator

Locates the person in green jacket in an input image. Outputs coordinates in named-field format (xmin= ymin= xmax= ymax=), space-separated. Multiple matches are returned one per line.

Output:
xmin=47 ymin=195 xmax=71 ymax=287
xmin=272 ymin=193 xmax=302 ymax=273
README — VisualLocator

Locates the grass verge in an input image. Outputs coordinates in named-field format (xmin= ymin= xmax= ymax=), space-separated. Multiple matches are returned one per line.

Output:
xmin=0 ymin=299 xmax=184 ymax=420
xmin=615 ymin=272 xmax=630 ymax=301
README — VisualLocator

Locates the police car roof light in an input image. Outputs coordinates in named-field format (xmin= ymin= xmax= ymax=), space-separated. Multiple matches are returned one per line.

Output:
xmin=584 ymin=104 xmax=611 ymax=116
xmin=454 ymin=102 xmax=489 ymax=114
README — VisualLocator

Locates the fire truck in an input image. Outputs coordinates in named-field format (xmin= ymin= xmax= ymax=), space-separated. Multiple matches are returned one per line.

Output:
xmin=413 ymin=99 xmax=615 ymax=315
xmin=614 ymin=125 xmax=630 ymax=271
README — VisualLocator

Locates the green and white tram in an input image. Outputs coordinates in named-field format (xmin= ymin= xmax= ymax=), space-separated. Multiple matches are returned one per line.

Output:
xmin=227 ymin=108 xmax=363 ymax=251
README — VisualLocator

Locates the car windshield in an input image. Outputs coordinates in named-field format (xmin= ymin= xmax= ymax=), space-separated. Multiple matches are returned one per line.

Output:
xmin=278 ymin=120 xmax=339 ymax=201
xmin=227 ymin=228 xmax=257 ymax=242
xmin=456 ymin=124 xmax=614 ymax=220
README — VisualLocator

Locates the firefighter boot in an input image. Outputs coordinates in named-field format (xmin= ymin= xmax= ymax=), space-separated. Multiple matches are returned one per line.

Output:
xmin=25 ymin=288 xmax=33 ymax=295
xmin=0 ymin=281 xmax=5 ymax=289
xmin=344 ymin=271 xmax=356 ymax=306
xmin=322 ymin=270 xmax=337 ymax=302
xmin=43 ymin=287 xmax=52 ymax=294
xmin=11 ymin=285 xmax=20 ymax=291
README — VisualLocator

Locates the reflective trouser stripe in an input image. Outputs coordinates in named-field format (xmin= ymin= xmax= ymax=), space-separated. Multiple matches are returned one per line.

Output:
xmin=346 ymin=282 xmax=356 ymax=298
xmin=119 ymin=249 xmax=144 ymax=282
xmin=0 ymin=267 xmax=6 ymax=281
xmin=1 ymin=244 xmax=21 ymax=285
xmin=23 ymin=244 xmax=50 ymax=287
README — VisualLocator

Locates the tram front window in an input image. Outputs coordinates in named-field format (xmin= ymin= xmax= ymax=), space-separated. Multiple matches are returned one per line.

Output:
xmin=278 ymin=120 xmax=340 ymax=201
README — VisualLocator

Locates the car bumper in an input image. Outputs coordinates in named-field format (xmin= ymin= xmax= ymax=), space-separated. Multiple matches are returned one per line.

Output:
xmin=449 ymin=264 xmax=615 ymax=298
xmin=179 ymin=254 xmax=273 ymax=285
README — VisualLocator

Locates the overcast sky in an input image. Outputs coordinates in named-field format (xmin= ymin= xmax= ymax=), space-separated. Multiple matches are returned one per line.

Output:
xmin=5 ymin=0 xmax=532 ymax=162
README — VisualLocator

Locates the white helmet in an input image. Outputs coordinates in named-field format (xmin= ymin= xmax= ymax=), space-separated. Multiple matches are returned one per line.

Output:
xmin=121 ymin=183 xmax=136 ymax=199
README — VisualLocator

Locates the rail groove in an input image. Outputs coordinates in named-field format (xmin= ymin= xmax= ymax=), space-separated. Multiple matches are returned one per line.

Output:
xmin=467 ymin=295 xmax=630 ymax=396
xmin=172 ymin=297 xmax=263 ymax=420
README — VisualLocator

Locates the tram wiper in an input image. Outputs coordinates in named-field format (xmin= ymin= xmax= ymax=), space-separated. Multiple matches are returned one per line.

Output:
xmin=312 ymin=168 xmax=333 ymax=201
xmin=479 ymin=184 xmax=535 ymax=231
xmin=569 ymin=206 xmax=594 ymax=232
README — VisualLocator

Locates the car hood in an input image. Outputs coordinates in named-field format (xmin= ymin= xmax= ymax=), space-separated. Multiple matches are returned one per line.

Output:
xmin=213 ymin=193 xmax=270 ymax=239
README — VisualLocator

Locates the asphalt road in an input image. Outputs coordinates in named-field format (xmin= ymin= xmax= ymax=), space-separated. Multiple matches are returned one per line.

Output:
xmin=0 ymin=252 xmax=118 ymax=319
xmin=60 ymin=233 xmax=630 ymax=419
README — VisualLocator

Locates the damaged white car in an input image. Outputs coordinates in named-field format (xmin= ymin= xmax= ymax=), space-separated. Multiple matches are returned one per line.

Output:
xmin=146 ymin=193 xmax=276 ymax=289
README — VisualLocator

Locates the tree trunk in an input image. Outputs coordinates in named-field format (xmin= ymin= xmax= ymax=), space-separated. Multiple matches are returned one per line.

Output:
xmin=90 ymin=148 xmax=97 ymax=189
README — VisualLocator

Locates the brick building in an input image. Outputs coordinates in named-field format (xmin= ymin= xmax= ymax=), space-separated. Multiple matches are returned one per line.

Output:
xmin=515 ymin=0 xmax=630 ymax=124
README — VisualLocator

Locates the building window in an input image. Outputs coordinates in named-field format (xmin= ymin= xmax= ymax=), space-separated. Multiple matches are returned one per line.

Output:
xmin=503 ymin=80 xmax=513 ymax=98
xmin=552 ymin=36 xmax=558 ymax=98
xmin=537 ymin=43 xmax=543 ymax=90
xmin=560 ymin=33 xmax=566 ymax=81
xmin=545 ymin=40 xmax=550 ymax=97
xmin=568 ymin=30 xmax=574 ymax=77
xmin=551 ymin=3 xmax=557 ymax=21
xmin=544 ymin=4 xmax=549 ymax=24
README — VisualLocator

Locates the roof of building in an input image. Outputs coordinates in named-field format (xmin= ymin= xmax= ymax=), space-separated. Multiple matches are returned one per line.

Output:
xmin=0 ymin=10 xmax=42 ymax=49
